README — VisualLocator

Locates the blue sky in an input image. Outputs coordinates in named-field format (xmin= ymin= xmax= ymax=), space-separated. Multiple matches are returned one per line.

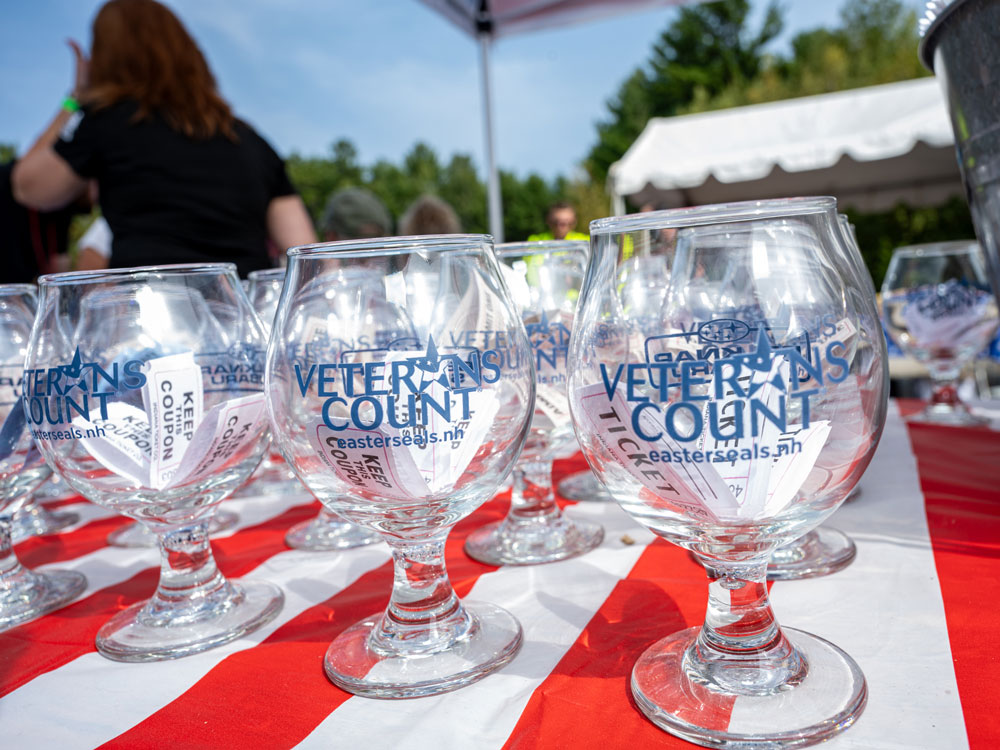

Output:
xmin=0 ymin=0 xmax=926 ymax=179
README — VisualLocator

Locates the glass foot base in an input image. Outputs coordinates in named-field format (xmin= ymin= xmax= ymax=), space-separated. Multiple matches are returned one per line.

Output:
xmin=107 ymin=510 xmax=240 ymax=548
xmin=0 ymin=568 xmax=87 ymax=631
xmin=557 ymin=471 xmax=613 ymax=502
xmin=464 ymin=514 xmax=604 ymax=566
xmin=767 ymin=527 xmax=856 ymax=581
xmin=911 ymin=402 xmax=987 ymax=427
xmin=95 ymin=580 xmax=284 ymax=662
xmin=285 ymin=513 xmax=382 ymax=551
xmin=324 ymin=601 xmax=522 ymax=699
xmin=11 ymin=503 xmax=80 ymax=541
xmin=230 ymin=472 xmax=300 ymax=499
xmin=32 ymin=478 xmax=75 ymax=502
xmin=632 ymin=626 xmax=867 ymax=748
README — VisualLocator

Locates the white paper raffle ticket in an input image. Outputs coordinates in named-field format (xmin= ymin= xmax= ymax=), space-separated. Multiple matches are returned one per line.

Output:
xmin=900 ymin=286 xmax=997 ymax=350
xmin=307 ymin=386 xmax=499 ymax=500
xmin=141 ymin=352 xmax=204 ymax=489
xmin=73 ymin=352 xmax=266 ymax=489
xmin=575 ymin=354 xmax=831 ymax=524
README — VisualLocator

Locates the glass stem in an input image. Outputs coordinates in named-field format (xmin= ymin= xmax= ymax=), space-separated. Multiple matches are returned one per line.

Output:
xmin=508 ymin=458 xmax=560 ymax=526
xmin=0 ymin=520 xmax=33 ymax=592
xmin=317 ymin=506 xmax=342 ymax=524
xmin=147 ymin=522 xmax=232 ymax=617
xmin=373 ymin=535 xmax=471 ymax=655
xmin=929 ymin=377 xmax=961 ymax=407
xmin=690 ymin=559 xmax=805 ymax=695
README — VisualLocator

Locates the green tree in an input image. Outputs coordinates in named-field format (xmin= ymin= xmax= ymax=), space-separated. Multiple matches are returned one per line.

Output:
xmin=685 ymin=0 xmax=929 ymax=113
xmin=367 ymin=158 xmax=414 ymax=231
xmin=403 ymin=142 xmax=441 ymax=191
xmin=587 ymin=71 xmax=653 ymax=191
xmin=566 ymin=174 xmax=612 ymax=233
xmin=439 ymin=154 xmax=487 ymax=233
xmin=0 ymin=143 xmax=16 ymax=164
xmin=286 ymin=138 xmax=364 ymax=225
xmin=847 ymin=199 xmax=976 ymax=289
xmin=282 ymin=137 xmax=576 ymax=241
xmin=501 ymin=172 xmax=557 ymax=241
xmin=586 ymin=0 xmax=782 ymax=183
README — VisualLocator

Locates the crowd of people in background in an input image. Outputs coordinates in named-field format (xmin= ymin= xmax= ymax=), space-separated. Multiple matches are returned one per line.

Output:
xmin=0 ymin=0 xmax=589 ymax=283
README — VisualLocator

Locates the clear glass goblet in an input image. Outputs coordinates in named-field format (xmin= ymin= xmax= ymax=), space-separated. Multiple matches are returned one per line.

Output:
xmin=27 ymin=264 xmax=284 ymax=661
xmin=881 ymin=240 xmax=999 ymax=425
xmin=0 ymin=284 xmax=87 ymax=630
xmin=266 ymin=235 xmax=533 ymax=697
xmin=464 ymin=241 xmax=603 ymax=564
xmin=558 ymin=253 xmax=672 ymax=505
xmin=105 ymin=501 xmax=240 ymax=547
xmin=3 ymin=287 xmax=80 ymax=541
xmin=569 ymin=198 xmax=888 ymax=746
xmin=11 ymin=478 xmax=80 ymax=541
xmin=242 ymin=268 xmax=300 ymax=489
xmin=248 ymin=266 xmax=383 ymax=551
xmin=765 ymin=213 xmax=877 ymax=580
xmin=556 ymin=469 xmax=611 ymax=501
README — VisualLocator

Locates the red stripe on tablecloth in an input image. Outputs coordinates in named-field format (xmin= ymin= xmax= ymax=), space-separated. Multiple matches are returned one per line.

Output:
xmin=15 ymin=514 xmax=133 ymax=568
xmin=502 ymin=538 xmax=725 ymax=749
xmin=906 ymin=414 xmax=1000 ymax=749
xmin=38 ymin=494 xmax=90 ymax=510
xmin=98 ymin=499 xmax=506 ymax=749
xmin=0 ymin=503 xmax=318 ymax=698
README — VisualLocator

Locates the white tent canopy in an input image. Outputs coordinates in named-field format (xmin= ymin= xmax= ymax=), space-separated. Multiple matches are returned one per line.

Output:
xmin=609 ymin=77 xmax=962 ymax=214
xmin=419 ymin=0 xmax=688 ymax=38
xmin=417 ymin=0 xmax=704 ymax=241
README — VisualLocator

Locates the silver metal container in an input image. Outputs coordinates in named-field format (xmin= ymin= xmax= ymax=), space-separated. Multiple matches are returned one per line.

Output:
xmin=920 ymin=0 xmax=1000 ymax=295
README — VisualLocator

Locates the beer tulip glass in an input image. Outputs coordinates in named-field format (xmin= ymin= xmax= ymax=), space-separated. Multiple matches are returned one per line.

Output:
xmin=0 ymin=284 xmax=86 ymax=629
xmin=465 ymin=240 xmax=603 ymax=564
xmin=249 ymin=266 xmax=382 ymax=551
xmin=266 ymin=235 xmax=533 ymax=697
xmin=26 ymin=265 xmax=283 ymax=660
xmin=569 ymin=198 xmax=887 ymax=746
xmin=881 ymin=241 xmax=999 ymax=425
xmin=765 ymin=213 xmax=878 ymax=580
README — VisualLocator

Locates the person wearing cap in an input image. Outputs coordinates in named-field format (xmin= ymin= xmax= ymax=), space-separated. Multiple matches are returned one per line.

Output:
xmin=322 ymin=187 xmax=393 ymax=241
xmin=527 ymin=201 xmax=588 ymax=242
xmin=399 ymin=194 xmax=462 ymax=236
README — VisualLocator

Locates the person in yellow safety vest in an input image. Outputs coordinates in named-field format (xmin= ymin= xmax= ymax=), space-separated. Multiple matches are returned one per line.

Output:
xmin=527 ymin=201 xmax=588 ymax=242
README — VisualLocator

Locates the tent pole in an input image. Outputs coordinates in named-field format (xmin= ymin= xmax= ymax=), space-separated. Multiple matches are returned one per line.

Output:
xmin=478 ymin=31 xmax=504 ymax=244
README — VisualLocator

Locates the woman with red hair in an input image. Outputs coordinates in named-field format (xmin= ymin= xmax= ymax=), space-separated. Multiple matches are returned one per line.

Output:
xmin=13 ymin=0 xmax=315 ymax=275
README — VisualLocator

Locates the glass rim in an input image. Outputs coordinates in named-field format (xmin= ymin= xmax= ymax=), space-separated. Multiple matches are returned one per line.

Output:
xmin=38 ymin=262 xmax=239 ymax=286
xmin=496 ymin=239 xmax=588 ymax=258
xmin=890 ymin=240 xmax=980 ymax=258
xmin=589 ymin=197 xmax=837 ymax=235
xmin=247 ymin=267 xmax=286 ymax=281
xmin=0 ymin=283 xmax=38 ymax=295
xmin=287 ymin=234 xmax=493 ymax=259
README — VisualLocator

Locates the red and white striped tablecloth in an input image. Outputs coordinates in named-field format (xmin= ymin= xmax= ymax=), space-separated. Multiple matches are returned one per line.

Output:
xmin=3 ymin=400 xmax=998 ymax=749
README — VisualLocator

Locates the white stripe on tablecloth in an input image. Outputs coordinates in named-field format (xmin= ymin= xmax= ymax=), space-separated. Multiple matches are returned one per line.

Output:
xmin=32 ymin=488 xmax=314 ymax=595
xmin=28 ymin=498 xmax=119 ymax=528
xmin=28 ymin=480 xmax=314 ymax=543
xmin=3 ymin=543 xmax=392 ymax=749
xmin=294 ymin=502 xmax=655 ymax=750
xmin=729 ymin=401 xmax=968 ymax=748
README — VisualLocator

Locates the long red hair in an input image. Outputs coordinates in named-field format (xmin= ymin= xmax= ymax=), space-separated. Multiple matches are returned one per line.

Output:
xmin=84 ymin=0 xmax=236 ymax=140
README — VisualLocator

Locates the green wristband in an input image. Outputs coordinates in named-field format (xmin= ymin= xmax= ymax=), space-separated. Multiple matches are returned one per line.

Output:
xmin=61 ymin=96 xmax=80 ymax=113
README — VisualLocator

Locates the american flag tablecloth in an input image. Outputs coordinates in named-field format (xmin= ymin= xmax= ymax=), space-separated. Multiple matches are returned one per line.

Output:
xmin=3 ymin=400 xmax=998 ymax=749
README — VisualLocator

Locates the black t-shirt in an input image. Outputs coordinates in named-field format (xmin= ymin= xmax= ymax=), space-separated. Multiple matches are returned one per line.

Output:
xmin=0 ymin=162 xmax=75 ymax=282
xmin=54 ymin=101 xmax=295 ymax=276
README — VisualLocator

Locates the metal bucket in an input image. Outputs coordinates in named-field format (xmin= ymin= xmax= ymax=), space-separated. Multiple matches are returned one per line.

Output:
xmin=920 ymin=0 xmax=1000 ymax=295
